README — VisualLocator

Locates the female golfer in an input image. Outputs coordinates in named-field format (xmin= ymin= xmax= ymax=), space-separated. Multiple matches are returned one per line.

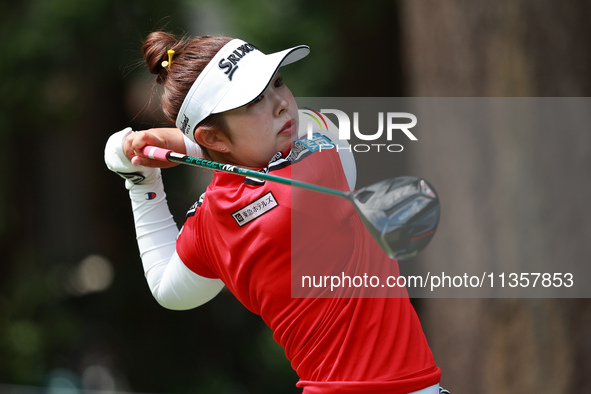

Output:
xmin=105 ymin=32 xmax=444 ymax=393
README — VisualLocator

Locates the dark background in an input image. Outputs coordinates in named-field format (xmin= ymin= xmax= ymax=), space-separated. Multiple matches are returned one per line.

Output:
xmin=1 ymin=1 xmax=590 ymax=393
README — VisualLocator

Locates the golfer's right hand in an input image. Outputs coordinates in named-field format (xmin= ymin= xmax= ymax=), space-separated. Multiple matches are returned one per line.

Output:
xmin=104 ymin=127 xmax=161 ymax=189
xmin=124 ymin=127 xmax=191 ymax=168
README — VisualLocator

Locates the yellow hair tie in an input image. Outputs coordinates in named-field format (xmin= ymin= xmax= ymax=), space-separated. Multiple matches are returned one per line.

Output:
xmin=161 ymin=49 xmax=175 ymax=69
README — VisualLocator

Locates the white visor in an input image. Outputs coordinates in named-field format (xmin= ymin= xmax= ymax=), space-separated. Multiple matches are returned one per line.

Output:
xmin=176 ymin=39 xmax=310 ymax=143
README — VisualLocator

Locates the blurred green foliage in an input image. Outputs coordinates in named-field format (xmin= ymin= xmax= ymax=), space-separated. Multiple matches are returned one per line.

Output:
xmin=0 ymin=0 xmax=403 ymax=392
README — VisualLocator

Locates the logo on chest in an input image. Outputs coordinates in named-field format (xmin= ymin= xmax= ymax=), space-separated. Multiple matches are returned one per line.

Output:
xmin=232 ymin=192 xmax=279 ymax=227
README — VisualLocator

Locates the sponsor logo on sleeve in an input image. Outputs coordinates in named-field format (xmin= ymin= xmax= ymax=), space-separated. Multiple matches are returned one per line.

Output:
xmin=232 ymin=192 xmax=278 ymax=227
xmin=116 ymin=172 xmax=146 ymax=184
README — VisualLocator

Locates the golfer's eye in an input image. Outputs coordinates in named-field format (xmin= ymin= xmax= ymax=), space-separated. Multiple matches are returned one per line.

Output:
xmin=274 ymin=76 xmax=284 ymax=88
xmin=250 ymin=95 xmax=264 ymax=105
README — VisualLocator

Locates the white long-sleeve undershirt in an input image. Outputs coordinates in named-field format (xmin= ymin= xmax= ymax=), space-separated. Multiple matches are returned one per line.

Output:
xmin=128 ymin=178 xmax=224 ymax=310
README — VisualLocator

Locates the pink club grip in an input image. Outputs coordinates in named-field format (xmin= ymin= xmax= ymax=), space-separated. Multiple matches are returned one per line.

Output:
xmin=141 ymin=146 xmax=173 ymax=162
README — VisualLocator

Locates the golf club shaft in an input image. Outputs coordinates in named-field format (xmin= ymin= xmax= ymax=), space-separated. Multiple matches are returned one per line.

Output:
xmin=141 ymin=146 xmax=350 ymax=199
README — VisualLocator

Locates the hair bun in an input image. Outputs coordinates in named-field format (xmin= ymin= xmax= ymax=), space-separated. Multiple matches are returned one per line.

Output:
xmin=140 ymin=32 xmax=232 ymax=125
xmin=142 ymin=31 xmax=179 ymax=82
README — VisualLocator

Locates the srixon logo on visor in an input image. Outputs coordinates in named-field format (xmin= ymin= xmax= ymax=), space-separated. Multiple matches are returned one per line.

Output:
xmin=218 ymin=43 xmax=258 ymax=81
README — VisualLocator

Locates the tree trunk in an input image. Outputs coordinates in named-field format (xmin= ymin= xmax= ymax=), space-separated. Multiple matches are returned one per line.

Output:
xmin=400 ymin=1 xmax=591 ymax=392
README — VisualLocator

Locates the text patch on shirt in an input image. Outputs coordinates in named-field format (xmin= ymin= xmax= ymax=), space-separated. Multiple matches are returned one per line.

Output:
xmin=232 ymin=192 xmax=278 ymax=227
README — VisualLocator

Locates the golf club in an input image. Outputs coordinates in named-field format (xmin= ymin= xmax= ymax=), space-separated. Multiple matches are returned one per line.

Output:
xmin=141 ymin=146 xmax=440 ymax=260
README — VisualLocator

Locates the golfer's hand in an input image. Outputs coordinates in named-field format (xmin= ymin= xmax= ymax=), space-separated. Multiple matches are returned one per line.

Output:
xmin=124 ymin=127 xmax=188 ymax=168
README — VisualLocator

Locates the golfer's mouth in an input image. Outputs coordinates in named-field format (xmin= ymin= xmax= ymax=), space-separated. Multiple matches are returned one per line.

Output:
xmin=279 ymin=119 xmax=295 ymax=136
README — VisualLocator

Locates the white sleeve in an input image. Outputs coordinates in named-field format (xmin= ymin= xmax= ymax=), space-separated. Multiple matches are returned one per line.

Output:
xmin=129 ymin=178 xmax=224 ymax=310
xmin=184 ymin=135 xmax=203 ymax=158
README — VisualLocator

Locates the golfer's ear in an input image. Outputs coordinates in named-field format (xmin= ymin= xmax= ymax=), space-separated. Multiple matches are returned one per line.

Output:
xmin=194 ymin=125 xmax=228 ymax=151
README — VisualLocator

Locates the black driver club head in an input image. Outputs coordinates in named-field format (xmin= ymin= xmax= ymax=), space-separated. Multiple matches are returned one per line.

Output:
xmin=351 ymin=176 xmax=440 ymax=260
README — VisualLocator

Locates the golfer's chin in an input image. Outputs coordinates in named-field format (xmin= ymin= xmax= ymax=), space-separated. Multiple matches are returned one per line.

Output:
xmin=275 ymin=135 xmax=295 ymax=155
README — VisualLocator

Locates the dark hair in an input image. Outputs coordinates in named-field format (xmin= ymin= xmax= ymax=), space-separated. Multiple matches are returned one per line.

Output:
xmin=142 ymin=32 xmax=232 ymax=156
